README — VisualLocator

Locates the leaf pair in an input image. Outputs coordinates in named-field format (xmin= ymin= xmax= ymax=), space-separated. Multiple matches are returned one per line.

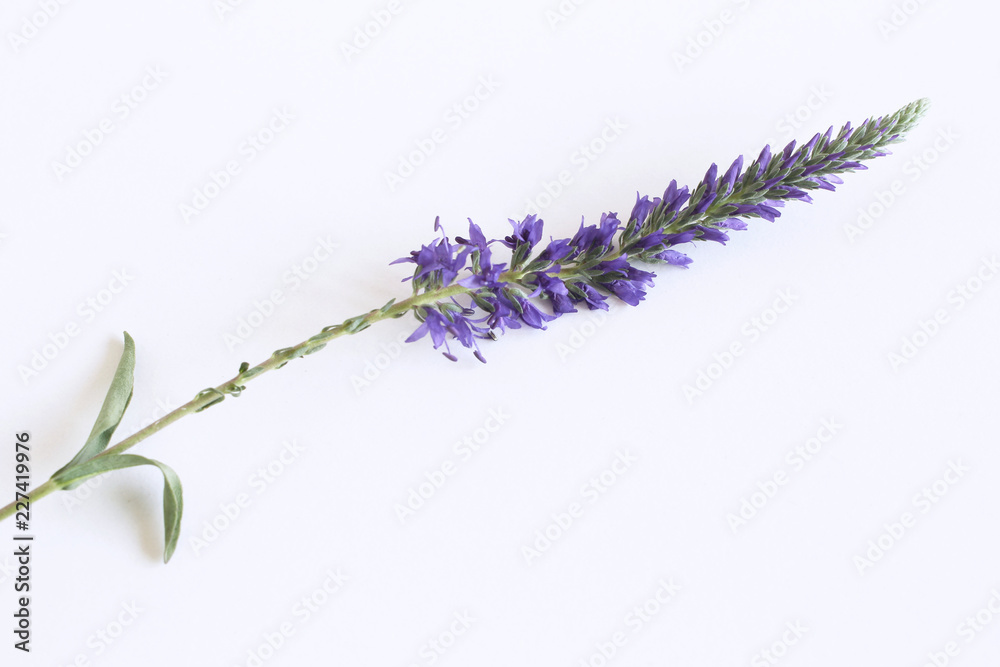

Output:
xmin=50 ymin=333 xmax=184 ymax=563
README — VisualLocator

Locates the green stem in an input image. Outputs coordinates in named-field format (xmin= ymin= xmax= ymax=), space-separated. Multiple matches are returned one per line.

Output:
xmin=0 ymin=233 xmax=689 ymax=525
xmin=0 ymin=281 xmax=474 ymax=524
xmin=0 ymin=479 xmax=59 ymax=523
xmin=0 ymin=211 xmax=705 ymax=526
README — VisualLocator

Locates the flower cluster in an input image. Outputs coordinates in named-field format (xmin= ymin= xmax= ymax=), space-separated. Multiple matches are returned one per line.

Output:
xmin=391 ymin=99 xmax=929 ymax=362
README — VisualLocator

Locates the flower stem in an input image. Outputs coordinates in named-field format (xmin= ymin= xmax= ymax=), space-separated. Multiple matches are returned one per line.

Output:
xmin=0 ymin=282 xmax=473 ymax=523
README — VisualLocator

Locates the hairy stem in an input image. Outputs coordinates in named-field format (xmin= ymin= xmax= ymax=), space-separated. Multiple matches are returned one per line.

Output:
xmin=0 ymin=282 xmax=475 ymax=523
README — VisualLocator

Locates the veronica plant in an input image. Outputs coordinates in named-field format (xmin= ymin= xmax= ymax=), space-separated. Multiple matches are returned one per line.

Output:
xmin=0 ymin=99 xmax=929 ymax=562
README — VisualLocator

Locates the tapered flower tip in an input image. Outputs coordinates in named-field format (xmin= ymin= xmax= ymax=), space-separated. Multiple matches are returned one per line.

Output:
xmin=502 ymin=214 xmax=544 ymax=250
xmin=721 ymin=155 xmax=744 ymax=193
xmin=703 ymin=163 xmax=718 ymax=187
xmin=756 ymin=144 xmax=772 ymax=177
xmin=894 ymin=98 xmax=931 ymax=133
xmin=630 ymin=192 xmax=657 ymax=225
xmin=455 ymin=218 xmax=488 ymax=250
xmin=662 ymin=179 xmax=678 ymax=202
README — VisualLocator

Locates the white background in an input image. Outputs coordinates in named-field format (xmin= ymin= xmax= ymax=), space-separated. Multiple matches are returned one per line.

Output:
xmin=2 ymin=0 xmax=999 ymax=665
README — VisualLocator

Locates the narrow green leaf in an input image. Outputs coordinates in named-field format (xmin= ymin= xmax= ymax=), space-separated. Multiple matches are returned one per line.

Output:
xmin=52 ymin=454 xmax=184 ymax=563
xmin=51 ymin=332 xmax=136 ymax=489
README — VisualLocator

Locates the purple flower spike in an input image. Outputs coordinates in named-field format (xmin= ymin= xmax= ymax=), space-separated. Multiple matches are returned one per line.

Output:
xmin=397 ymin=99 xmax=928 ymax=362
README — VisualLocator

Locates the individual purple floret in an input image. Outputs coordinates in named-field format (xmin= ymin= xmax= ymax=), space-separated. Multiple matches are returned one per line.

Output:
xmin=500 ymin=214 xmax=544 ymax=251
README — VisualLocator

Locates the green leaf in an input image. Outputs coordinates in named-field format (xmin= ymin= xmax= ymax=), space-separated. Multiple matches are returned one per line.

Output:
xmin=52 ymin=454 xmax=184 ymax=563
xmin=51 ymin=332 xmax=136 ymax=489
